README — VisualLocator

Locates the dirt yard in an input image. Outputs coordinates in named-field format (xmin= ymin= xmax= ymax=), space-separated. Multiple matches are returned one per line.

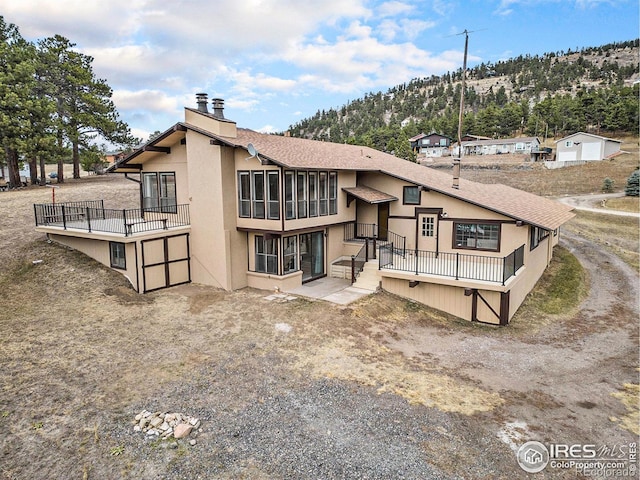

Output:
xmin=0 ymin=175 xmax=638 ymax=479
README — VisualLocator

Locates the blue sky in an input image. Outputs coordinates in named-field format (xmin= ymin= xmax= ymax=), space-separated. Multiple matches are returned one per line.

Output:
xmin=1 ymin=0 xmax=638 ymax=142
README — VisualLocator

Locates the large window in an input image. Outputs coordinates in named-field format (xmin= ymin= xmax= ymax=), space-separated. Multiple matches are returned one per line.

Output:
xmin=143 ymin=172 xmax=176 ymax=213
xmin=255 ymin=236 xmax=278 ymax=274
xmin=241 ymin=170 xmax=338 ymax=221
xmin=403 ymin=185 xmax=420 ymax=205
xmin=109 ymin=242 xmax=126 ymax=270
xmin=238 ymin=171 xmax=251 ymax=217
xmin=454 ymin=222 xmax=500 ymax=251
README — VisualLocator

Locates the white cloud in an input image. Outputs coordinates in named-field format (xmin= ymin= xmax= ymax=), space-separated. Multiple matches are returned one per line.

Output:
xmin=112 ymin=89 xmax=180 ymax=114
xmin=378 ymin=1 xmax=414 ymax=17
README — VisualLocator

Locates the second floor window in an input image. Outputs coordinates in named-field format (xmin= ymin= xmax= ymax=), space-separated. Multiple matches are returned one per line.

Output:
xmin=252 ymin=172 xmax=265 ymax=219
xmin=403 ymin=186 xmax=420 ymax=205
xmin=142 ymin=172 xmax=176 ymax=213
xmin=285 ymin=171 xmax=296 ymax=220
xmin=267 ymin=171 xmax=280 ymax=220
xmin=319 ymin=172 xmax=328 ymax=216
xmin=238 ymin=172 xmax=251 ymax=217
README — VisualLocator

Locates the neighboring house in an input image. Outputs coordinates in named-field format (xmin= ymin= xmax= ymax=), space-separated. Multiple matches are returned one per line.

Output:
xmin=33 ymin=94 xmax=574 ymax=326
xmin=104 ymin=151 xmax=126 ymax=169
xmin=554 ymin=132 xmax=622 ymax=162
xmin=461 ymin=134 xmax=491 ymax=142
xmin=409 ymin=132 xmax=453 ymax=157
xmin=454 ymin=137 xmax=541 ymax=156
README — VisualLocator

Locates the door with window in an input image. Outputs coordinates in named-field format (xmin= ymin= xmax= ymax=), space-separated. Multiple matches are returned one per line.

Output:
xmin=417 ymin=214 xmax=438 ymax=251
xmin=299 ymin=231 xmax=324 ymax=282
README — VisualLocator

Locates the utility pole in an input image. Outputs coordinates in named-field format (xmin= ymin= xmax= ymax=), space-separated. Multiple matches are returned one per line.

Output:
xmin=451 ymin=28 xmax=484 ymax=189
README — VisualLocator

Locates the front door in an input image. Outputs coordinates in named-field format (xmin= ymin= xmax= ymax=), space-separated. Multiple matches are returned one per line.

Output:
xmin=300 ymin=231 xmax=325 ymax=282
xmin=378 ymin=203 xmax=389 ymax=241
xmin=417 ymin=213 xmax=438 ymax=252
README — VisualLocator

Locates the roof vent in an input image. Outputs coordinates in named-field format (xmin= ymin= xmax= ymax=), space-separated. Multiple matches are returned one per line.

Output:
xmin=196 ymin=93 xmax=209 ymax=113
xmin=212 ymin=98 xmax=225 ymax=119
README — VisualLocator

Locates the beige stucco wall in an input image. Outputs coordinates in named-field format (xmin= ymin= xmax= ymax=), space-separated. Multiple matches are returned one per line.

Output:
xmin=355 ymin=172 xmax=526 ymax=255
xmin=47 ymin=233 xmax=139 ymax=291
xmin=184 ymin=109 xmax=237 ymax=138
xmin=382 ymin=277 xmax=476 ymax=321
xmin=235 ymin=166 xmax=357 ymax=232
xmin=142 ymin=143 xmax=189 ymax=205
xmin=508 ymin=235 xmax=552 ymax=319
xmin=186 ymin=133 xmax=248 ymax=291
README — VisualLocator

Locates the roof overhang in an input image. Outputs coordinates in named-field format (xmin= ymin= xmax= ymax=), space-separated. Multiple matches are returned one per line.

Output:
xmin=343 ymin=186 xmax=398 ymax=206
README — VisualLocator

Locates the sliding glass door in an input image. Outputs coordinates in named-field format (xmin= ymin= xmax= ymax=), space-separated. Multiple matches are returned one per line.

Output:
xmin=299 ymin=231 xmax=324 ymax=282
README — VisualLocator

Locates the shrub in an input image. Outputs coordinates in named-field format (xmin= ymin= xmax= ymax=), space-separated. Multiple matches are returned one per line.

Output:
xmin=625 ymin=170 xmax=639 ymax=197
xmin=602 ymin=177 xmax=615 ymax=193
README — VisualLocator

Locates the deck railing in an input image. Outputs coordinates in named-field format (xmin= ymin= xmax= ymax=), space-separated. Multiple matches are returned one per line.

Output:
xmin=379 ymin=244 xmax=525 ymax=285
xmin=344 ymin=222 xmax=406 ymax=255
xmin=34 ymin=201 xmax=190 ymax=236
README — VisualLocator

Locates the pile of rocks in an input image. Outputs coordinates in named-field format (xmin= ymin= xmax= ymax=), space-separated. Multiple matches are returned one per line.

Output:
xmin=132 ymin=410 xmax=201 ymax=445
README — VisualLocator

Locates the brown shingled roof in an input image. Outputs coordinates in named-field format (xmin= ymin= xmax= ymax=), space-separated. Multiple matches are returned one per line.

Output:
xmin=221 ymin=128 xmax=573 ymax=230
xmin=343 ymin=186 xmax=398 ymax=204
xmin=125 ymin=122 xmax=573 ymax=231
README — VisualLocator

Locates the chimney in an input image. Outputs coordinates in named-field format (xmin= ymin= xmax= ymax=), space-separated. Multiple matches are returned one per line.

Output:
xmin=196 ymin=93 xmax=209 ymax=113
xmin=452 ymin=157 xmax=460 ymax=189
xmin=212 ymin=98 xmax=225 ymax=119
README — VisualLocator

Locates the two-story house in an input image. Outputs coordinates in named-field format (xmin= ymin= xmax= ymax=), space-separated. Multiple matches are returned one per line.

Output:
xmin=409 ymin=132 xmax=453 ymax=157
xmin=34 ymin=94 xmax=574 ymax=325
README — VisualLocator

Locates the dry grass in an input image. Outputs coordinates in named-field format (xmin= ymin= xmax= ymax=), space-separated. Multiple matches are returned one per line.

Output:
xmin=564 ymin=210 xmax=640 ymax=271
xmin=459 ymin=137 xmax=640 ymax=197
xmin=610 ymin=383 xmax=640 ymax=436
xmin=605 ymin=196 xmax=640 ymax=213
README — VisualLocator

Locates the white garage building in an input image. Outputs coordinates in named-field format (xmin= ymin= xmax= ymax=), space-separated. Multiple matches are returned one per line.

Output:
xmin=555 ymin=132 xmax=622 ymax=162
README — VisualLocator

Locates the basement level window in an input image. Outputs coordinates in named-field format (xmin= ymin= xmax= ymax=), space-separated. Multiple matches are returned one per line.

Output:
xmin=110 ymin=242 xmax=126 ymax=270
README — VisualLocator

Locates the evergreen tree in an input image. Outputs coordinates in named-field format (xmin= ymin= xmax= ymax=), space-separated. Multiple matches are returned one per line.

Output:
xmin=625 ymin=169 xmax=639 ymax=196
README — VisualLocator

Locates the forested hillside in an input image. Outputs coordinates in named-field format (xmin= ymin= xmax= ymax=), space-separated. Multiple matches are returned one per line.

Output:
xmin=289 ymin=39 xmax=639 ymax=161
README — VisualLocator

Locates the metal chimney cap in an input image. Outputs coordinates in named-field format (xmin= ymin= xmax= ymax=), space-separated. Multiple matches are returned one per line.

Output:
xmin=196 ymin=93 xmax=209 ymax=113
xmin=211 ymin=98 xmax=225 ymax=119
